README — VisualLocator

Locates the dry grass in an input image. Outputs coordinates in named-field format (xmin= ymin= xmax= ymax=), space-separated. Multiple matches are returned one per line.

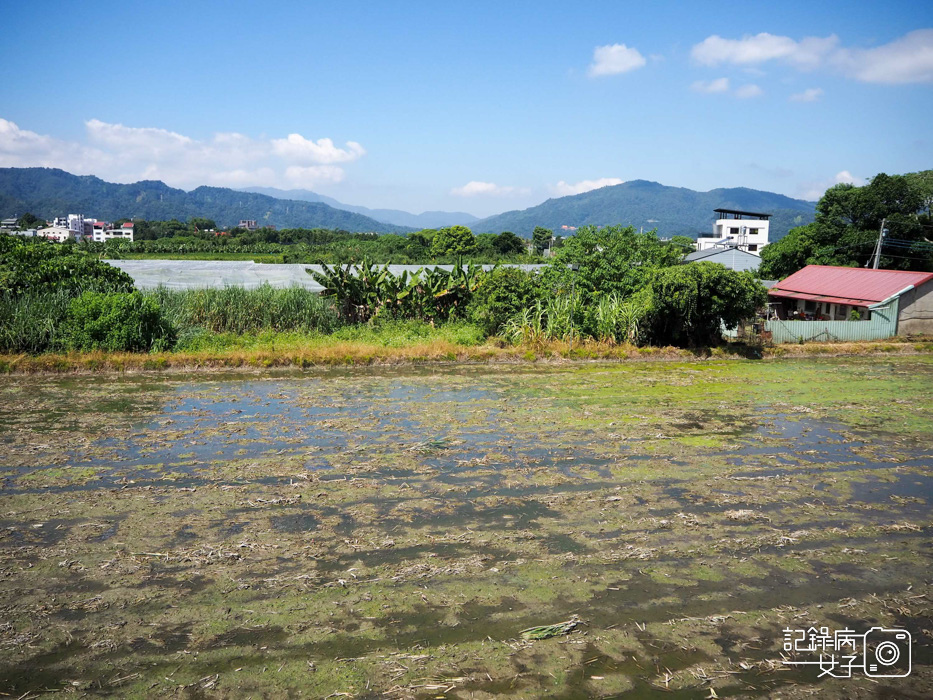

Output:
xmin=0 ymin=336 xmax=929 ymax=374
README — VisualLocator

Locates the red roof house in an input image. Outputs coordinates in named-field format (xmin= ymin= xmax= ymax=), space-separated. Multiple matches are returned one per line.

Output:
xmin=769 ymin=266 xmax=933 ymax=335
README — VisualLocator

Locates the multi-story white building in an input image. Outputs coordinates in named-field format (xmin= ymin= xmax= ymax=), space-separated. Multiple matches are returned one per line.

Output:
xmin=91 ymin=221 xmax=109 ymax=242
xmin=695 ymin=209 xmax=771 ymax=253
xmin=67 ymin=214 xmax=85 ymax=238
xmin=96 ymin=221 xmax=134 ymax=243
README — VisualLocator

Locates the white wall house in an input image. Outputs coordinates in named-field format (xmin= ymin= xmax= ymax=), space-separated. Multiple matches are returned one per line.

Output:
xmin=696 ymin=209 xmax=771 ymax=253
xmin=42 ymin=226 xmax=74 ymax=242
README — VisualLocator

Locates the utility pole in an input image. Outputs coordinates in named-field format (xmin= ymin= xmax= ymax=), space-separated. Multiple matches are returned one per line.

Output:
xmin=867 ymin=218 xmax=886 ymax=269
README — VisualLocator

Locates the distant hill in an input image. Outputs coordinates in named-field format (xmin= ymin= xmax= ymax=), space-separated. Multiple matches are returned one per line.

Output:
xmin=241 ymin=186 xmax=479 ymax=229
xmin=0 ymin=168 xmax=413 ymax=233
xmin=470 ymin=180 xmax=815 ymax=240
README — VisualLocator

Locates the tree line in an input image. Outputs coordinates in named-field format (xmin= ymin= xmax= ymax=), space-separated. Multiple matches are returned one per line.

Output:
xmin=1 ymin=225 xmax=766 ymax=354
xmin=760 ymin=171 xmax=933 ymax=278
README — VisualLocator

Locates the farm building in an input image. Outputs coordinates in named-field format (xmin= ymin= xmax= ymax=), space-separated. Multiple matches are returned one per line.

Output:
xmin=684 ymin=246 xmax=761 ymax=272
xmin=766 ymin=265 xmax=933 ymax=341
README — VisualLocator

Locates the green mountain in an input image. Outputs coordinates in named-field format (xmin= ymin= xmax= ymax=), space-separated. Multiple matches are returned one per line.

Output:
xmin=0 ymin=168 xmax=413 ymax=233
xmin=241 ymin=186 xmax=479 ymax=229
xmin=470 ymin=180 xmax=815 ymax=240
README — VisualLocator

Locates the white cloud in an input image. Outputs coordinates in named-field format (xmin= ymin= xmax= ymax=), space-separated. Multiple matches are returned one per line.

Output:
xmin=831 ymin=29 xmax=933 ymax=84
xmin=270 ymin=134 xmax=365 ymax=164
xmin=735 ymin=84 xmax=763 ymax=99
xmin=284 ymin=165 xmax=346 ymax=188
xmin=550 ymin=178 xmax=624 ymax=197
xmin=0 ymin=117 xmax=366 ymax=190
xmin=690 ymin=78 xmax=761 ymax=98
xmin=588 ymin=43 xmax=647 ymax=77
xmin=0 ymin=118 xmax=101 ymax=171
xmin=86 ymin=119 xmax=192 ymax=153
xmin=798 ymin=170 xmax=866 ymax=201
xmin=691 ymin=77 xmax=730 ymax=93
xmin=0 ymin=118 xmax=57 ymax=156
xmin=691 ymin=32 xmax=838 ymax=69
xmin=833 ymin=170 xmax=859 ymax=185
xmin=790 ymin=87 xmax=824 ymax=102
xmin=691 ymin=29 xmax=933 ymax=84
xmin=449 ymin=181 xmax=528 ymax=197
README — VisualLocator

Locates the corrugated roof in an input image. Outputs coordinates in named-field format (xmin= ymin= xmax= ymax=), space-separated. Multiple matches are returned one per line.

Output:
xmin=769 ymin=266 xmax=933 ymax=304
xmin=684 ymin=247 xmax=760 ymax=262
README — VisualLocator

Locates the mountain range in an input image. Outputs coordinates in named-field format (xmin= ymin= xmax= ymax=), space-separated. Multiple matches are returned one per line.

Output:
xmin=240 ymin=187 xmax=479 ymax=229
xmin=468 ymin=180 xmax=815 ymax=239
xmin=0 ymin=168 xmax=412 ymax=234
xmin=0 ymin=168 xmax=816 ymax=240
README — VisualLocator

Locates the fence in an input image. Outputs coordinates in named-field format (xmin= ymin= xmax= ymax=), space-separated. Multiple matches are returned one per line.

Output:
xmin=764 ymin=300 xmax=898 ymax=343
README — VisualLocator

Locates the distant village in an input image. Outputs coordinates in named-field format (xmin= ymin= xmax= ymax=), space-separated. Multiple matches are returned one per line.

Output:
xmin=0 ymin=216 xmax=274 ymax=243
xmin=1 ymin=214 xmax=136 ymax=243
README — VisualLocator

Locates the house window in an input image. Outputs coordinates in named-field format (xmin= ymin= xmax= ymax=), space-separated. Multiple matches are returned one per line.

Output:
xmin=749 ymin=228 xmax=759 ymax=235
xmin=747 ymin=244 xmax=758 ymax=251
xmin=729 ymin=227 xmax=739 ymax=234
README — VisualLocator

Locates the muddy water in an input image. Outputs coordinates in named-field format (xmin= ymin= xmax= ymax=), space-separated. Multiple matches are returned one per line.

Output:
xmin=0 ymin=358 xmax=931 ymax=698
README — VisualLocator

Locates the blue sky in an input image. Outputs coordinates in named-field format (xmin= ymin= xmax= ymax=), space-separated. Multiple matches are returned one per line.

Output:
xmin=1 ymin=0 xmax=931 ymax=216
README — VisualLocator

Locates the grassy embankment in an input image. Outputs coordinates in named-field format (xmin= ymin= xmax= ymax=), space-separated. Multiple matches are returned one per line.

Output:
xmin=2 ymin=333 xmax=931 ymax=373
xmin=3 ymin=284 xmax=932 ymax=373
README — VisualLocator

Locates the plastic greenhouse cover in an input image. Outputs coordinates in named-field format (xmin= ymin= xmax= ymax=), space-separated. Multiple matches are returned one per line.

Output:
xmin=109 ymin=260 xmax=546 ymax=291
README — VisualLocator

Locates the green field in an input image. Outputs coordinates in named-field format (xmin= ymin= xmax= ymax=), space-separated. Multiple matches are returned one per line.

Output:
xmin=0 ymin=356 xmax=930 ymax=698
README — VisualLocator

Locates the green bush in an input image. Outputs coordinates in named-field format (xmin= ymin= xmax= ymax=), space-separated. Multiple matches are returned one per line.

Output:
xmin=540 ymin=225 xmax=681 ymax=301
xmin=65 ymin=291 xmax=176 ymax=352
xmin=467 ymin=267 xmax=541 ymax=335
xmin=641 ymin=263 xmax=767 ymax=347
xmin=0 ymin=235 xmax=134 ymax=296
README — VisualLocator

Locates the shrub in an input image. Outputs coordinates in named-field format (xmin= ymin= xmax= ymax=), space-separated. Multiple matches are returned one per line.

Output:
xmin=467 ymin=267 xmax=540 ymax=335
xmin=65 ymin=291 xmax=176 ymax=352
xmin=429 ymin=226 xmax=477 ymax=257
xmin=0 ymin=235 xmax=134 ymax=296
xmin=641 ymin=263 xmax=767 ymax=347
xmin=540 ymin=225 xmax=681 ymax=301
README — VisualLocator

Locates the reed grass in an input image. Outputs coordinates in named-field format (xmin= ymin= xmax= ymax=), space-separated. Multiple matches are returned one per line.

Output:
xmin=0 ymin=289 xmax=71 ymax=354
xmin=147 ymin=284 xmax=340 ymax=335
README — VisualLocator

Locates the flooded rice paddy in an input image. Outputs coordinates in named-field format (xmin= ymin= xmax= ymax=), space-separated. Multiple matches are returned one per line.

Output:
xmin=1 ymin=356 xmax=931 ymax=698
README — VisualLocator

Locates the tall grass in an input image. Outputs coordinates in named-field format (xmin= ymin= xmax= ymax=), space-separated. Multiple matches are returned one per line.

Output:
xmin=594 ymin=293 xmax=646 ymax=345
xmin=147 ymin=284 xmax=341 ymax=335
xmin=0 ymin=290 xmax=72 ymax=353
xmin=502 ymin=295 xmax=582 ymax=346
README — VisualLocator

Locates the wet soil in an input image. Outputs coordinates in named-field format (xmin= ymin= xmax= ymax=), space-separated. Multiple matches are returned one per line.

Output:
xmin=0 ymin=357 xmax=931 ymax=698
